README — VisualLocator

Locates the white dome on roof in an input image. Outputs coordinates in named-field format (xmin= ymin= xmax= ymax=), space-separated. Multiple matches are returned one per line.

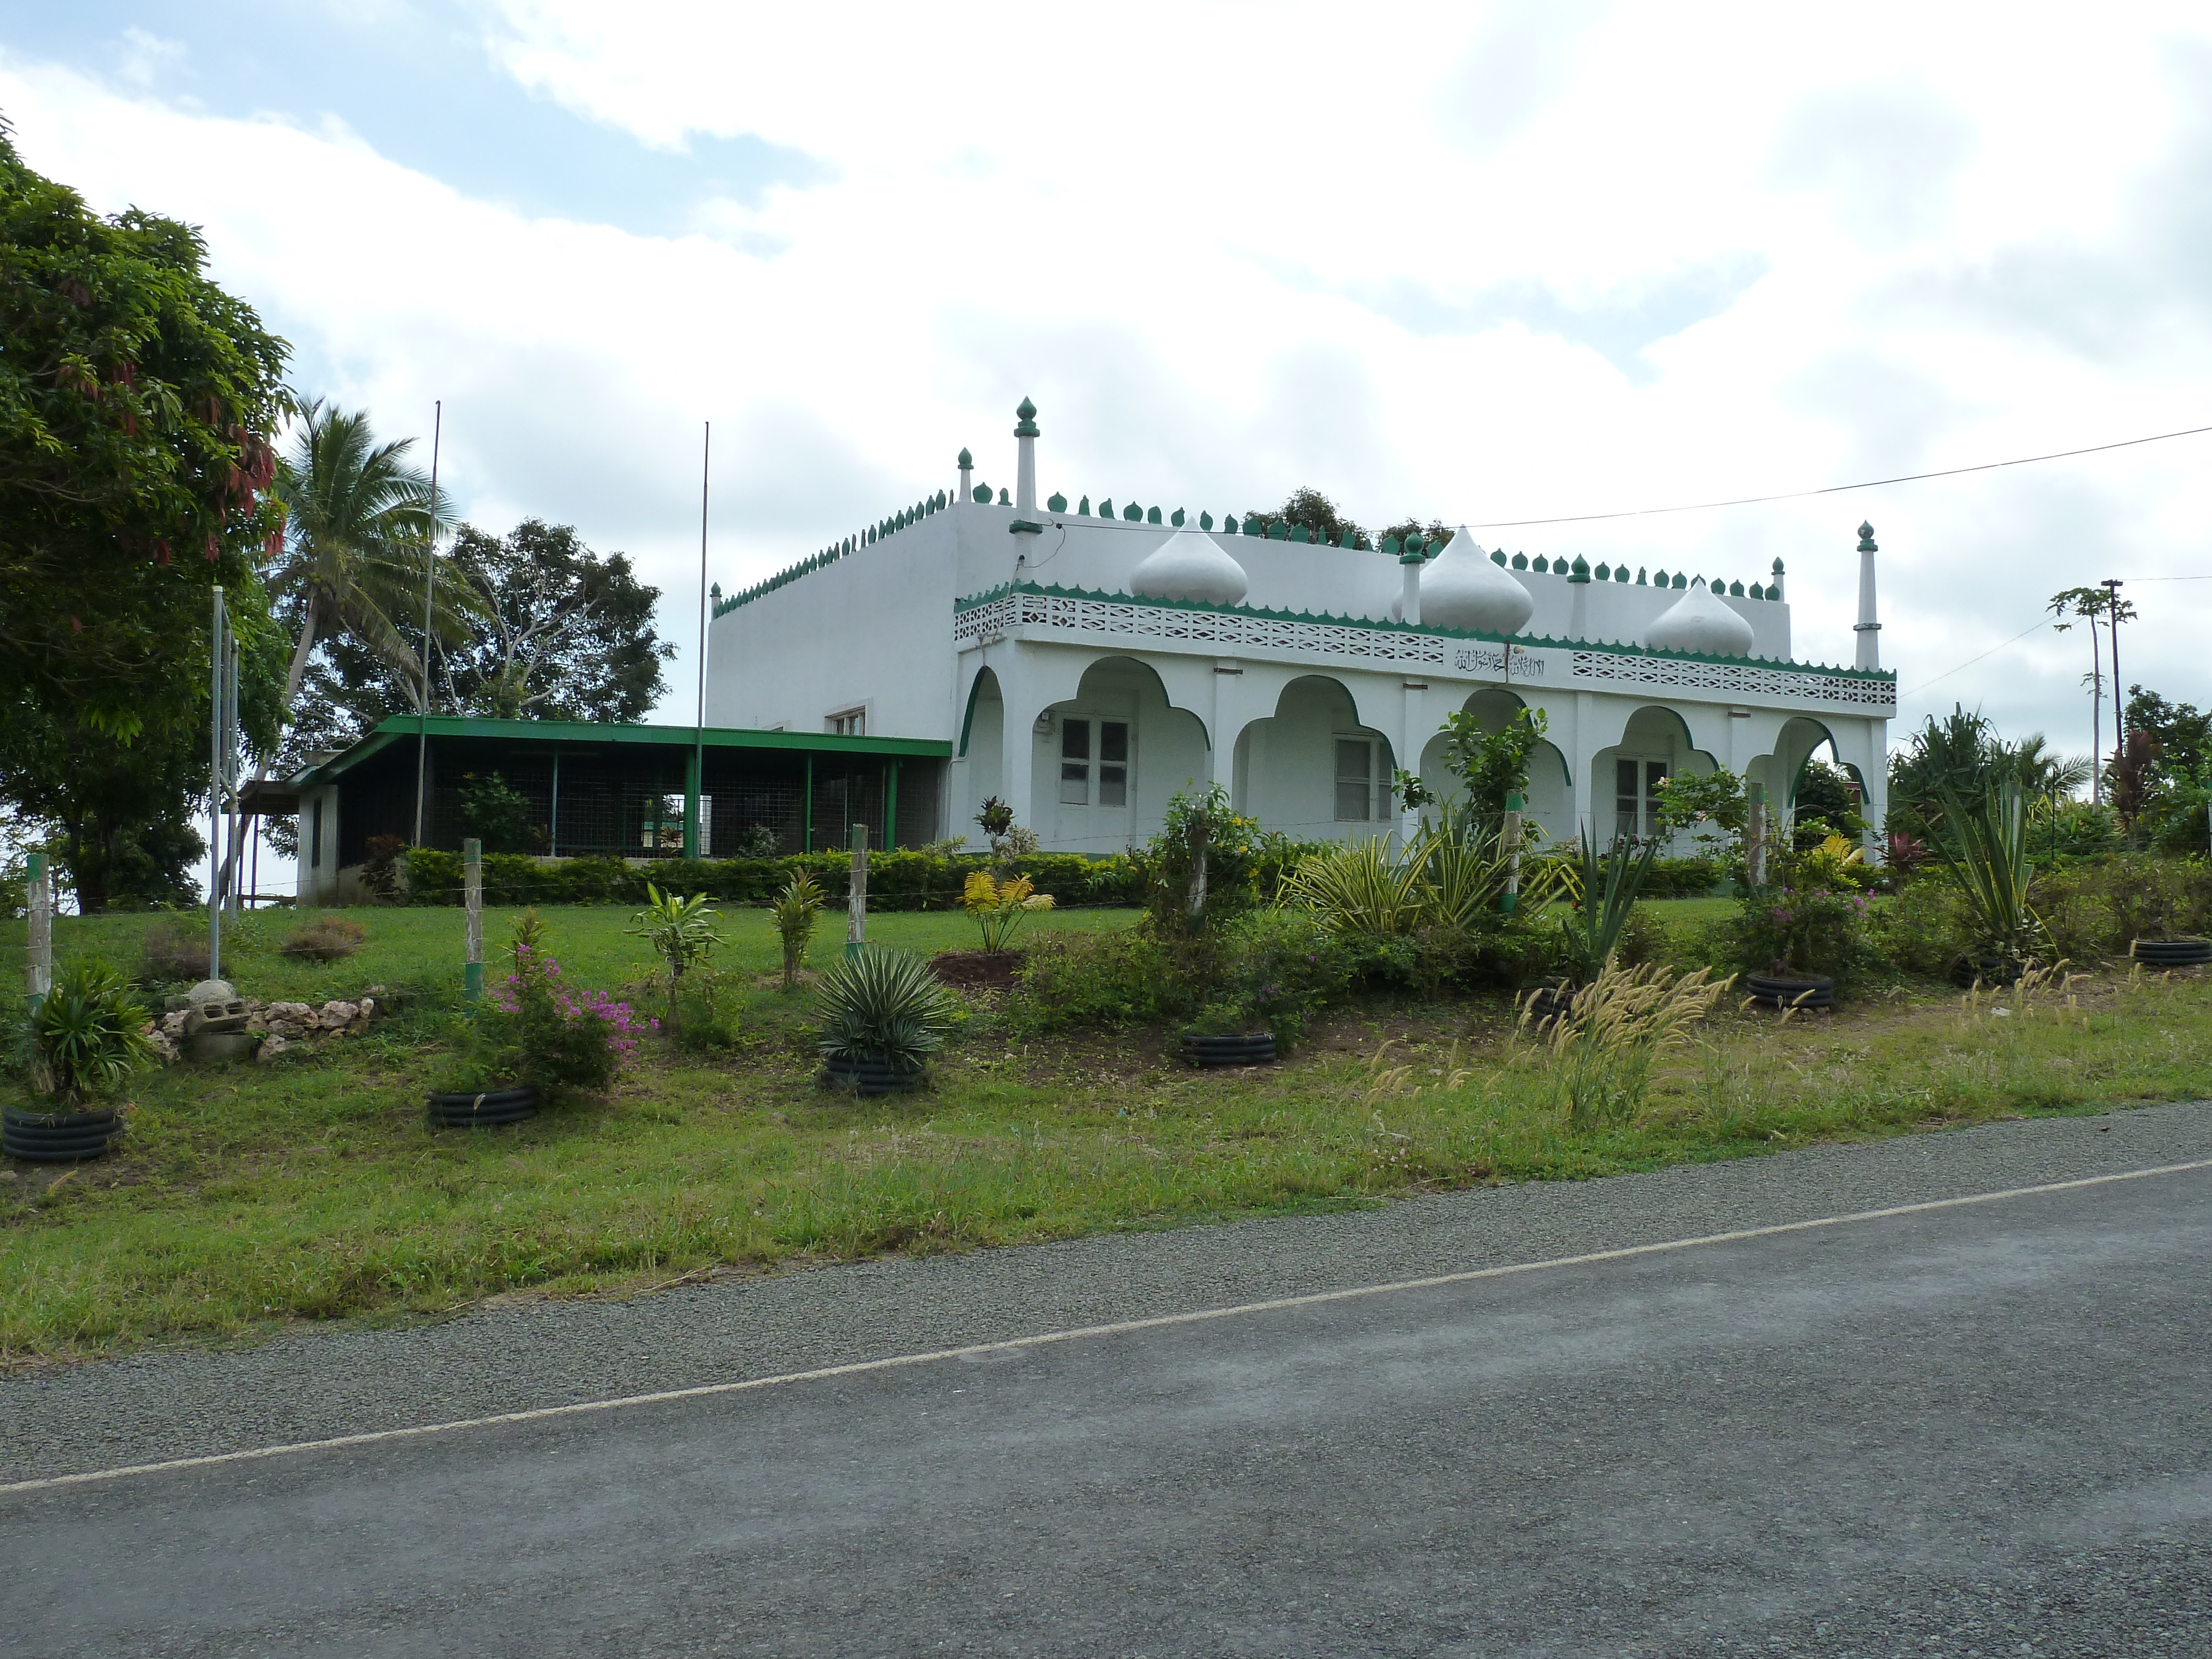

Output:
xmin=1644 ymin=577 xmax=1755 ymax=657
xmin=1129 ymin=526 xmax=1248 ymax=606
xmin=1418 ymin=526 xmax=1533 ymax=634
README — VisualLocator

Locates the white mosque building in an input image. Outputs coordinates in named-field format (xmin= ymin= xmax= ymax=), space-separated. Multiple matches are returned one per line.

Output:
xmin=704 ymin=399 xmax=1895 ymax=857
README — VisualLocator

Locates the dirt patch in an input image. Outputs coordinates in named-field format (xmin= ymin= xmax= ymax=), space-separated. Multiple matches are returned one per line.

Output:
xmin=931 ymin=950 xmax=1025 ymax=992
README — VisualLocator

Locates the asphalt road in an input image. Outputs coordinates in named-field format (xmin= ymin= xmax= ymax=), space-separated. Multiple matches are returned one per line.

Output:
xmin=8 ymin=1107 xmax=2212 ymax=1656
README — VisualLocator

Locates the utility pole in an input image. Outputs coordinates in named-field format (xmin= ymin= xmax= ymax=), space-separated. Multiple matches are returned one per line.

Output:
xmin=690 ymin=420 xmax=710 ymax=860
xmin=413 ymin=400 xmax=442 ymax=846
xmin=2101 ymin=578 xmax=2127 ymax=763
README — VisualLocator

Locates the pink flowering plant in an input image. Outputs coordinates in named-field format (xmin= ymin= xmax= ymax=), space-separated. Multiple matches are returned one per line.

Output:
xmin=473 ymin=909 xmax=654 ymax=1093
xmin=1731 ymin=849 xmax=1872 ymax=978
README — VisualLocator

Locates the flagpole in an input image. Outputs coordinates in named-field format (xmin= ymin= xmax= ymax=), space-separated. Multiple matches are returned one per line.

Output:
xmin=692 ymin=420 xmax=711 ymax=857
xmin=413 ymin=400 xmax=441 ymax=846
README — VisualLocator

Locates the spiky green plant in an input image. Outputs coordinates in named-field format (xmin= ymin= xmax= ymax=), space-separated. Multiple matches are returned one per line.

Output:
xmin=626 ymin=885 xmax=721 ymax=1027
xmin=1557 ymin=827 xmax=1660 ymax=982
xmin=814 ymin=948 xmax=959 ymax=1074
xmin=769 ymin=873 xmax=825 ymax=988
xmin=1931 ymin=780 xmax=2047 ymax=969
xmin=28 ymin=960 xmax=155 ymax=1104
xmin=1277 ymin=838 xmax=1430 ymax=937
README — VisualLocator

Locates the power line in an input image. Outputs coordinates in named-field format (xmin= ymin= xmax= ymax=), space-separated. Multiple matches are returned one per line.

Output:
xmin=1465 ymin=421 xmax=2212 ymax=530
xmin=1899 ymin=618 xmax=2055 ymax=700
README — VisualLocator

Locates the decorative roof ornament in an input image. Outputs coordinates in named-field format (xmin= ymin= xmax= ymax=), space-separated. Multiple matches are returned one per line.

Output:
xmin=1642 ymin=577 xmax=1755 ymax=658
xmin=1418 ymin=526 xmax=1535 ymax=635
xmin=1013 ymin=397 xmax=1039 ymax=438
xmin=1129 ymin=524 xmax=1249 ymax=606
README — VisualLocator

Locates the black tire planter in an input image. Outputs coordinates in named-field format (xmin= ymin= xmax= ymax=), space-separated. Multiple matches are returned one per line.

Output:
xmin=822 ymin=1055 xmax=920 ymax=1095
xmin=1181 ymin=1035 xmax=1277 ymax=1067
xmin=2132 ymin=937 xmax=2212 ymax=968
xmin=1519 ymin=985 xmax=1577 ymax=1024
xmin=1746 ymin=974 xmax=1835 ymax=1011
xmin=426 ymin=1085 xmax=540 ymax=1128
xmin=4 ymin=1104 xmax=122 ymax=1162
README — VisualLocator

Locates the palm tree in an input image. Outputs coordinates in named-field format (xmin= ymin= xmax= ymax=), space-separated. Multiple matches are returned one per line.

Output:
xmin=268 ymin=399 xmax=462 ymax=712
xmin=1997 ymin=733 xmax=2094 ymax=798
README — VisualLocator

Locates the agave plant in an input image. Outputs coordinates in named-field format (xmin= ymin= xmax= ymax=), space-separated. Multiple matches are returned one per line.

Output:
xmin=29 ymin=960 xmax=155 ymax=1104
xmin=1554 ymin=828 xmax=1660 ymax=983
xmin=814 ymin=948 xmax=959 ymax=1075
xmin=1931 ymin=780 xmax=2047 ymax=968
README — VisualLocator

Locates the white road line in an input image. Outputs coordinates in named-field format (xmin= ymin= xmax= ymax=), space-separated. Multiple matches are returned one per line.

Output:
xmin=6 ymin=1156 xmax=2209 ymax=1499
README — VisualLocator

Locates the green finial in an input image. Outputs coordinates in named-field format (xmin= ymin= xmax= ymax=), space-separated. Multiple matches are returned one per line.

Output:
xmin=1568 ymin=555 xmax=1590 ymax=583
xmin=1772 ymin=557 xmax=1786 ymax=573
xmin=1491 ymin=549 xmax=1507 ymax=566
xmin=1729 ymin=579 xmax=1746 ymax=596
xmin=1511 ymin=551 xmax=1528 ymax=570
xmin=999 ymin=487 xmax=1010 ymax=505
xmin=1532 ymin=555 xmax=1550 ymax=573
xmin=973 ymin=484 xmax=992 ymax=503
xmin=1171 ymin=507 xmax=1185 ymax=526
xmin=1099 ymin=498 xmax=1113 ymax=518
xmin=1857 ymin=521 xmax=1877 ymax=552
xmin=1614 ymin=565 xmax=1629 ymax=582
xmin=1146 ymin=505 xmax=1162 ymax=524
xmin=1199 ymin=511 xmax=1213 ymax=530
xmin=1124 ymin=502 xmax=1141 ymax=521
xmin=1672 ymin=572 xmax=1687 ymax=588
xmin=1014 ymin=397 xmax=1039 ymax=438
xmin=958 ymin=447 xmax=972 ymax=468
xmin=1047 ymin=491 xmax=1067 ymax=512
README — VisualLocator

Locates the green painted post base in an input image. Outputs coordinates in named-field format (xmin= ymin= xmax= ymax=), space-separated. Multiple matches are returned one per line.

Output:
xmin=843 ymin=940 xmax=862 ymax=962
xmin=1499 ymin=893 xmax=1518 ymax=915
xmin=465 ymin=962 xmax=484 ymax=1000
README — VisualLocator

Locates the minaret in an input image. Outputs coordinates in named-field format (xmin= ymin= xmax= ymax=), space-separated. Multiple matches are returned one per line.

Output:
xmin=1769 ymin=557 xmax=1786 ymax=602
xmin=1013 ymin=397 xmax=1039 ymax=515
xmin=1399 ymin=539 xmax=1423 ymax=626
xmin=1853 ymin=522 xmax=1880 ymax=670
xmin=957 ymin=447 xmax=973 ymax=504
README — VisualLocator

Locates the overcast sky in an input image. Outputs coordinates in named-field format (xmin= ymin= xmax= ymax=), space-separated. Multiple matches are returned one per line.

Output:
xmin=8 ymin=1 xmax=2210 ymax=776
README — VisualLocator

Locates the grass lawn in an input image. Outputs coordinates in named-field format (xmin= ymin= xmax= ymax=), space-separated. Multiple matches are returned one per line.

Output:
xmin=3 ymin=898 xmax=2209 ymax=1368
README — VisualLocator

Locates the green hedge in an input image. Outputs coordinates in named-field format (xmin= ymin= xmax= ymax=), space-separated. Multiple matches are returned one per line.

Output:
xmin=399 ymin=848 xmax=1144 ymax=910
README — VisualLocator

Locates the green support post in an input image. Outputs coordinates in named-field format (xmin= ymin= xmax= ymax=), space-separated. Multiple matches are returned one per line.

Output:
xmin=463 ymin=837 xmax=483 ymax=1000
xmin=885 ymin=760 xmax=899 ymax=850
xmin=1500 ymin=791 xmax=1524 ymax=915
xmin=682 ymin=745 xmax=701 ymax=859
xmin=802 ymin=754 xmax=814 ymax=853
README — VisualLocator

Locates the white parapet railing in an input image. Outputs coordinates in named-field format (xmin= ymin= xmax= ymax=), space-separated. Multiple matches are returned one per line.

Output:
xmin=954 ymin=586 xmax=1896 ymax=715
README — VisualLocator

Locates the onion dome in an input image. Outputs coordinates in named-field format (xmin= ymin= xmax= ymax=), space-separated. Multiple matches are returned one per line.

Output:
xmin=1642 ymin=577 xmax=1755 ymax=656
xmin=1129 ymin=526 xmax=1248 ymax=606
xmin=1418 ymin=526 xmax=1534 ymax=634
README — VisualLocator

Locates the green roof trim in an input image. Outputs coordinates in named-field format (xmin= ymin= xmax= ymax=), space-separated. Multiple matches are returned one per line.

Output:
xmin=287 ymin=715 xmax=950 ymax=790
xmin=953 ymin=581 xmax=1896 ymax=683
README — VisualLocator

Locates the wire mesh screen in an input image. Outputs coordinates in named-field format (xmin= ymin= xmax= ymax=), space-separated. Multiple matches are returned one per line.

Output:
xmin=897 ymin=758 xmax=943 ymax=848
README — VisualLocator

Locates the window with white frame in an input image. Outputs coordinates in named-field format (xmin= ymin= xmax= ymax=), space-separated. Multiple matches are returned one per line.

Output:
xmin=827 ymin=707 xmax=865 ymax=736
xmin=1058 ymin=717 xmax=1130 ymax=807
xmin=1615 ymin=757 xmax=1670 ymax=839
xmin=1334 ymin=737 xmax=1390 ymax=821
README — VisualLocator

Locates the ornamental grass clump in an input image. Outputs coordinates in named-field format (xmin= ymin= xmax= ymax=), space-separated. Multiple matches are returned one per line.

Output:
xmin=961 ymin=869 xmax=1053 ymax=952
xmin=1521 ymin=960 xmax=1731 ymax=1130
xmin=477 ymin=910 xmax=653 ymax=1093
xmin=24 ymin=960 xmax=155 ymax=1105
xmin=769 ymin=873 xmax=824 ymax=987
xmin=813 ymin=947 xmax=959 ymax=1078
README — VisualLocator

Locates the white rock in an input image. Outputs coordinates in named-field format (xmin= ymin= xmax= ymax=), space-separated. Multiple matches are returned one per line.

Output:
xmin=320 ymin=1000 xmax=359 ymax=1026
xmin=257 ymin=1034 xmax=290 ymax=1063
xmin=1129 ymin=526 xmax=1249 ymax=606
xmin=1643 ymin=577 xmax=1755 ymax=658
xmin=1418 ymin=528 xmax=1535 ymax=635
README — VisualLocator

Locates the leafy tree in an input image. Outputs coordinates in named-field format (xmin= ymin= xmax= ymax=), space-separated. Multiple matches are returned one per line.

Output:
xmin=1379 ymin=517 xmax=1453 ymax=552
xmin=1 ymin=126 xmax=290 ymax=908
xmin=457 ymin=770 xmax=544 ymax=855
xmin=2120 ymin=687 xmax=2212 ymax=852
xmin=1241 ymin=488 xmax=1368 ymax=547
xmin=1789 ymin=758 xmax=1862 ymax=849
xmin=267 ymin=399 xmax=457 ymax=711
xmin=2121 ymin=686 xmax=2210 ymax=781
xmin=1 ymin=122 xmax=289 ymax=737
xmin=440 ymin=520 xmax=671 ymax=721
xmin=1653 ymin=768 xmax=1747 ymax=860
xmin=1434 ymin=706 xmax=1548 ymax=833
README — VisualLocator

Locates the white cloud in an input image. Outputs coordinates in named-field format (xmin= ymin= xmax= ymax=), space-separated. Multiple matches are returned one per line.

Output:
xmin=3 ymin=0 xmax=2210 ymax=784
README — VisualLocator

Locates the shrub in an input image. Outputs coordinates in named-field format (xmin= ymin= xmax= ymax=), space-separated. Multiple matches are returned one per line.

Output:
xmin=1194 ymin=909 xmax=1353 ymax=1050
xmin=25 ymin=960 xmax=156 ymax=1104
xmin=278 ymin=916 xmax=366 ymax=962
xmin=1730 ymin=881 xmax=1870 ymax=978
xmin=457 ymin=771 xmax=545 ymax=855
xmin=962 ymin=870 xmax=1052 ymax=951
xmin=770 ymin=874 xmax=824 ymax=987
xmin=627 ymin=885 xmax=721 ymax=1029
xmin=674 ymin=964 xmax=745 ymax=1051
xmin=139 ymin=920 xmax=210 ymax=984
xmin=1008 ymin=927 xmax=1192 ymax=1032
xmin=475 ymin=910 xmax=651 ymax=1093
xmin=1863 ymin=887 xmax=1973 ymax=978
xmin=813 ymin=948 xmax=959 ymax=1076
